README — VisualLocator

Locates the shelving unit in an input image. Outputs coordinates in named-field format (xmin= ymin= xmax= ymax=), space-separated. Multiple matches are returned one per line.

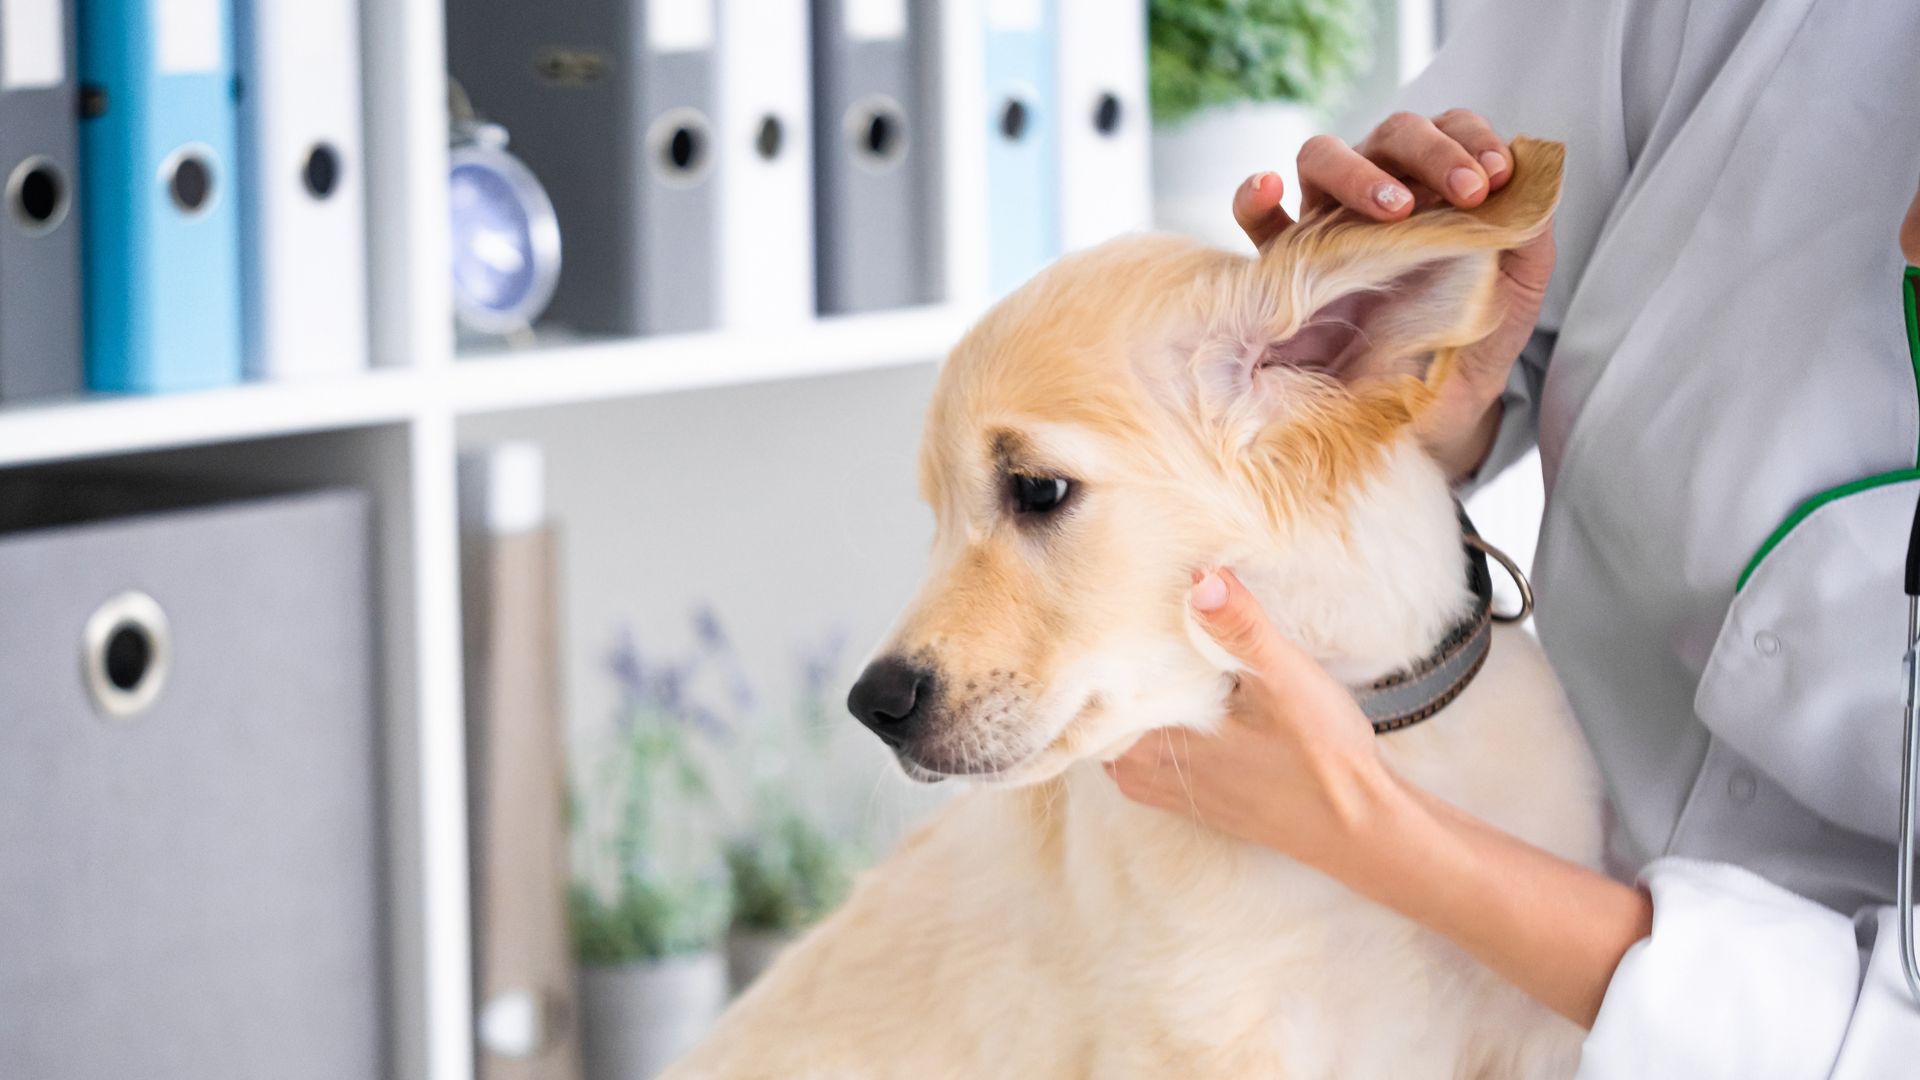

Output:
xmin=0 ymin=3 xmax=1005 ymax=1080
xmin=0 ymin=306 xmax=973 ymax=468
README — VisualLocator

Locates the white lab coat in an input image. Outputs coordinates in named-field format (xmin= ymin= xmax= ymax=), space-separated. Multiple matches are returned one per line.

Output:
xmin=1393 ymin=0 xmax=1920 ymax=1074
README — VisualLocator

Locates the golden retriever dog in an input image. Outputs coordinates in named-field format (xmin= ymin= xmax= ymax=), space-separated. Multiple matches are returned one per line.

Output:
xmin=668 ymin=138 xmax=1603 ymax=1079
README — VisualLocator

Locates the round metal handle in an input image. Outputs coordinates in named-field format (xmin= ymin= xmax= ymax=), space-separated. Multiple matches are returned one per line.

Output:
xmin=82 ymin=591 xmax=172 ymax=721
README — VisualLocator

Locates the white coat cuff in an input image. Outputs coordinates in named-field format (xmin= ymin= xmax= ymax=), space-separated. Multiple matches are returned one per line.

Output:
xmin=1576 ymin=858 xmax=1860 ymax=1080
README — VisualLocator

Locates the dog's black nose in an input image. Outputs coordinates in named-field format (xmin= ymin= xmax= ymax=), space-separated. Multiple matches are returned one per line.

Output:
xmin=847 ymin=656 xmax=934 ymax=746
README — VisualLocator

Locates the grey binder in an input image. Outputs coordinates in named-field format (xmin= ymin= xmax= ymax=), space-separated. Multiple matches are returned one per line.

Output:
xmin=0 ymin=482 xmax=383 ymax=1080
xmin=0 ymin=0 xmax=83 ymax=400
xmin=447 ymin=0 xmax=720 ymax=336
xmin=812 ymin=0 xmax=936 ymax=314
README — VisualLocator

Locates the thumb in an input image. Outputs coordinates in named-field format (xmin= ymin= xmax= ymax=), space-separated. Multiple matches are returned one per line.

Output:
xmin=1233 ymin=171 xmax=1296 ymax=250
xmin=1190 ymin=568 xmax=1298 ymax=675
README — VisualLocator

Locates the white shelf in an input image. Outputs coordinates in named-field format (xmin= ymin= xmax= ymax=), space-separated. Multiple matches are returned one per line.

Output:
xmin=447 ymin=305 xmax=965 ymax=416
xmin=0 ymin=367 xmax=422 ymax=469
xmin=0 ymin=306 xmax=967 ymax=469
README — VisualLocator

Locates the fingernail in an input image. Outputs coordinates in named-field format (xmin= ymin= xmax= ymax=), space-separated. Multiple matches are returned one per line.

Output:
xmin=1448 ymin=166 xmax=1484 ymax=199
xmin=1372 ymin=183 xmax=1410 ymax=210
xmin=1190 ymin=571 xmax=1229 ymax=612
xmin=1478 ymin=151 xmax=1507 ymax=177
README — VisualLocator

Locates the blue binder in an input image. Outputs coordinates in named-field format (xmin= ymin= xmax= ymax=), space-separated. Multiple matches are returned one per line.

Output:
xmin=79 ymin=0 xmax=243 ymax=393
xmin=984 ymin=0 xmax=1060 ymax=296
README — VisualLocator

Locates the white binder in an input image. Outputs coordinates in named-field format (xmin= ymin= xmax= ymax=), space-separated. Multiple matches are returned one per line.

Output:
xmin=1056 ymin=0 xmax=1150 ymax=251
xmin=716 ymin=0 xmax=814 ymax=328
xmin=234 ymin=0 xmax=368 ymax=379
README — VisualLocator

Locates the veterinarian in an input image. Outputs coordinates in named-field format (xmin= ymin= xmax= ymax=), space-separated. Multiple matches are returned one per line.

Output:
xmin=1106 ymin=1 xmax=1920 ymax=1075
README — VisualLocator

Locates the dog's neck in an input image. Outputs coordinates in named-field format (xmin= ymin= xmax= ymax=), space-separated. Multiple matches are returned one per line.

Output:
xmin=1222 ymin=439 xmax=1473 ymax=687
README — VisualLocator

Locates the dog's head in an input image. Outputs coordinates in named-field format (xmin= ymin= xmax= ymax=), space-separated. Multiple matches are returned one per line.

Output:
xmin=850 ymin=139 xmax=1563 ymax=784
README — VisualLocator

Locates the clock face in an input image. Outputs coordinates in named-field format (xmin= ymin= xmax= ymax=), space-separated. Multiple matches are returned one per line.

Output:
xmin=450 ymin=161 xmax=541 ymax=317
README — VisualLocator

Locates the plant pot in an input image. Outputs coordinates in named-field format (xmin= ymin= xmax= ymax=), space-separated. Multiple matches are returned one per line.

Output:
xmin=725 ymin=927 xmax=795 ymax=994
xmin=1152 ymin=100 xmax=1323 ymax=251
xmin=578 ymin=951 xmax=728 ymax=1080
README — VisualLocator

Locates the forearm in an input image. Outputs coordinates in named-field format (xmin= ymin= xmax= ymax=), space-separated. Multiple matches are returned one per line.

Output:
xmin=1326 ymin=772 xmax=1653 ymax=1027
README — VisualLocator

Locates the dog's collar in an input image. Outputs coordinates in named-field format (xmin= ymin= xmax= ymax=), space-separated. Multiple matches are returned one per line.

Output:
xmin=1354 ymin=508 xmax=1531 ymax=735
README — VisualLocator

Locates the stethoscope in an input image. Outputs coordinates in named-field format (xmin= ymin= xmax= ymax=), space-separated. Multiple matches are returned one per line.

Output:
xmin=1900 ymin=264 xmax=1920 ymax=1008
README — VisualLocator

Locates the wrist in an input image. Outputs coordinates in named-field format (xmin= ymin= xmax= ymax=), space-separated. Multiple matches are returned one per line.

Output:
xmin=1431 ymin=398 xmax=1506 ymax=482
xmin=1305 ymin=759 xmax=1427 ymax=885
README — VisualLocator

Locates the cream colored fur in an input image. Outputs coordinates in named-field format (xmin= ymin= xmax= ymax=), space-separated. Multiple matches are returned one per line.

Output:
xmin=666 ymin=139 xmax=1604 ymax=1079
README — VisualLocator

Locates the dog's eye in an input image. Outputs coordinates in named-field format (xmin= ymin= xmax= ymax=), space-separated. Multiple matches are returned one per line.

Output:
xmin=1010 ymin=475 xmax=1071 ymax=515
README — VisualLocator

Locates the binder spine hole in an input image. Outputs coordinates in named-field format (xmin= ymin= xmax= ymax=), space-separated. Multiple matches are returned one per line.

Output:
xmin=83 ymin=592 xmax=171 ymax=721
xmin=303 ymin=145 xmax=342 ymax=199
xmin=7 ymin=157 xmax=70 ymax=234
xmin=1094 ymin=93 xmax=1124 ymax=136
xmin=669 ymin=130 xmax=699 ymax=170
xmin=163 ymin=147 xmax=219 ymax=216
xmin=999 ymin=98 xmax=1032 ymax=142
xmin=104 ymin=625 xmax=152 ymax=692
xmin=755 ymin=116 xmax=785 ymax=161
xmin=846 ymin=96 xmax=909 ymax=172
xmin=646 ymin=108 xmax=715 ymax=185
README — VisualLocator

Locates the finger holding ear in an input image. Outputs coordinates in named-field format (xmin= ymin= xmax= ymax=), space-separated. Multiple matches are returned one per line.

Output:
xmin=1355 ymin=111 xmax=1494 ymax=209
xmin=1431 ymin=109 xmax=1513 ymax=191
xmin=1233 ymin=171 xmax=1297 ymax=249
xmin=1296 ymin=134 xmax=1414 ymax=221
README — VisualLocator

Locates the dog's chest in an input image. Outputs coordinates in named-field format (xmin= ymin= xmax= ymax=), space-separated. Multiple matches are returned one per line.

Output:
xmin=1039 ymin=790 xmax=1516 ymax=1079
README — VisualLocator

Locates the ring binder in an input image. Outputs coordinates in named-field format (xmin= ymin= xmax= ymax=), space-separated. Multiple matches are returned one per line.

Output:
xmin=812 ymin=0 xmax=936 ymax=314
xmin=716 ymin=0 xmax=814 ymax=328
xmin=79 ymin=0 xmax=244 ymax=393
xmin=983 ymin=0 xmax=1060 ymax=294
xmin=1056 ymin=0 xmax=1150 ymax=250
xmin=234 ymin=0 xmax=370 ymax=380
xmin=0 ymin=0 xmax=83 ymax=401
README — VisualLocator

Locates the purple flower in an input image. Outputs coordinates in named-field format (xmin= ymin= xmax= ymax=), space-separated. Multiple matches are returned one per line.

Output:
xmin=690 ymin=603 xmax=731 ymax=653
xmin=726 ymin=672 xmax=758 ymax=716
xmin=651 ymin=664 xmax=687 ymax=713
xmin=681 ymin=703 xmax=730 ymax=740
xmin=608 ymin=625 xmax=648 ymax=701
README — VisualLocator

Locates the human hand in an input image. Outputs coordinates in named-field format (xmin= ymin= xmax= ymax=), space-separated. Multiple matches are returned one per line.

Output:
xmin=1104 ymin=569 xmax=1396 ymax=872
xmin=1232 ymin=110 xmax=1557 ymax=480
xmin=1902 ymin=173 xmax=1920 ymax=265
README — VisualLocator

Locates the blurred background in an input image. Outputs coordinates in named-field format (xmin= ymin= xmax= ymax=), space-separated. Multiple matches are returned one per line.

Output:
xmin=0 ymin=1 xmax=1533 ymax=1078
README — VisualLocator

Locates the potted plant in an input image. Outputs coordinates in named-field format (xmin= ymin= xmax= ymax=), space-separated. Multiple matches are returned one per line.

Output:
xmin=723 ymin=811 xmax=854 ymax=991
xmin=722 ymin=628 xmax=858 ymax=993
xmin=571 ymin=620 xmax=737 ymax=1080
xmin=1148 ymin=0 xmax=1373 ymax=248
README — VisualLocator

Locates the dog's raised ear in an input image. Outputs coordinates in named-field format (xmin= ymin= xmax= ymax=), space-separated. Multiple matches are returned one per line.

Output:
xmin=1196 ymin=137 xmax=1563 ymax=419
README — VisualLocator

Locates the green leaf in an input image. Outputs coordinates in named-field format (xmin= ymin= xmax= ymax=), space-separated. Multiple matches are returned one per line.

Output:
xmin=1148 ymin=0 xmax=1374 ymax=125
